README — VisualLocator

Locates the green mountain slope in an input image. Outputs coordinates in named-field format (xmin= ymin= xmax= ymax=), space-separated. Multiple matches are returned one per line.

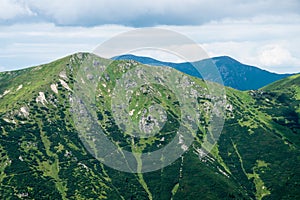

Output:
xmin=0 ymin=53 xmax=299 ymax=199
xmin=263 ymin=74 xmax=300 ymax=100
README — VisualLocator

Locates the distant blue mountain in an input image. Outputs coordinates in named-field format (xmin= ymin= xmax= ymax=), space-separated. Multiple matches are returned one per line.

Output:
xmin=112 ymin=54 xmax=293 ymax=90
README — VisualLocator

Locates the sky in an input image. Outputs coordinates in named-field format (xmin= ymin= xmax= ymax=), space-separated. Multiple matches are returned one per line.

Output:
xmin=0 ymin=0 xmax=299 ymax=73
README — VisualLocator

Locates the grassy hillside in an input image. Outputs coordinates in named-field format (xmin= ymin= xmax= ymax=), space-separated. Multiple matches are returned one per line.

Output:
xmin=263 ymin=74 xmax=300 ymax=99
xmin=0 ymin=53 xmax=299 ymax=199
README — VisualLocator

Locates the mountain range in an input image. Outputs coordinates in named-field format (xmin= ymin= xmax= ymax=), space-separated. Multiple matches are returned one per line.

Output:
xmin=113 ymin=54 xmax=293 ymax=91
xmin=0 ymin=53 xmax=299 ymax=199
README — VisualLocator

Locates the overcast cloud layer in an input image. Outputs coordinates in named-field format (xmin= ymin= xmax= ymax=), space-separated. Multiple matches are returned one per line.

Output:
xmin=0 ymin=0 xmax=299 ymax=73
xmin=1 ymin=0 xmax=300 ymax=27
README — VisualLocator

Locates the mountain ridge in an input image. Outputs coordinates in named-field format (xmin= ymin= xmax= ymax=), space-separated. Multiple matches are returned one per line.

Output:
xmin=113 ymin=54 xmax=294 ymax=90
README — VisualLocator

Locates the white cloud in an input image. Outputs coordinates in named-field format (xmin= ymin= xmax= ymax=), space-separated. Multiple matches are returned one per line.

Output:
xmin=0 ymin=20 xmax=299 ymax=73
xmin=162 ymin=17 xmax=300 ymax=73
xmin=0 ymin=23 xmax=133 ymax=70
xmin=0 ymin=0 xmax=34 ymax=20
xmin=202 ymin=42 xmax=300 ymax=73
xmin=259 ymin=45 xmax=292 ymax=66
xmin=37 ymin=0 xmax=299 ymax=26
xmin=1 ymin=0 xmax=299 ymax=26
